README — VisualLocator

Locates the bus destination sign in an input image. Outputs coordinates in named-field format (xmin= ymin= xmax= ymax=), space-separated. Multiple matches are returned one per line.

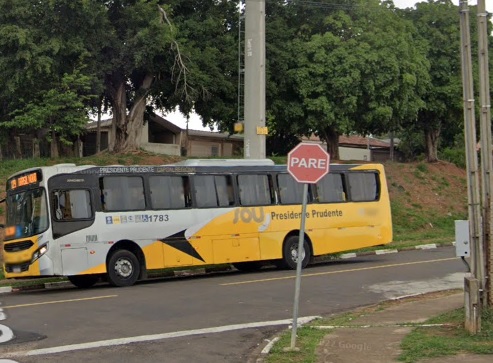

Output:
xmin=8 ymin=170 xmax=41 ymax=191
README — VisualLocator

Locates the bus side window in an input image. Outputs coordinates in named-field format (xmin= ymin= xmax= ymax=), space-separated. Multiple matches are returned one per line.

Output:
xmin=347 ymin=172 xmax=379 ymax=201
xmin=237 ymin=174 xmax=273 ymax=206
xmin=53 ymin=190 xmax=92 ymax=220
xmin=314 ymin=173 xmax=346 ymax=203
xmin=277 ymin=173 xmax=305 ymax=204
xmin=100 ymin=176 xmax=144 ymax=211
xmin=182 ymin=177 xmax=192 ymax=207
xmin=215 ymin=175 xmax=235 ymax=207
xmin=194 ymin=175 xmax=218 ymax=208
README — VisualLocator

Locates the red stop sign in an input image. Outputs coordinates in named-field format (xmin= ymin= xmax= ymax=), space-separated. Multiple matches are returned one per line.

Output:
xmin=287 ymin=143 xmax=330 ymax=183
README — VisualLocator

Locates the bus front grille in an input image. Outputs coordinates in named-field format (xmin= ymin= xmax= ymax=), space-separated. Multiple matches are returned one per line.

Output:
xmin=4 ymin=240 xmax=34 ymax=253
xmin=5 ymin=263 xmax=30 ymax=273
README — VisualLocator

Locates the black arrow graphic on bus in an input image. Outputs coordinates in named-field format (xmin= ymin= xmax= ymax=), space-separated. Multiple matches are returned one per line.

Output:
xmin=160 ymin=230 xmax=205 ymax=262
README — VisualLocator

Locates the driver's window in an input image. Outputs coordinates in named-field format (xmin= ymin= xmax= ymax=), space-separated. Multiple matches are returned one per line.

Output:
xmin=53 ymin=190 xmax=92 ymax=221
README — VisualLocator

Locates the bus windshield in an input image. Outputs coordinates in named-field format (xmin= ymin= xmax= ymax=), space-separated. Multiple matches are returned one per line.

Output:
xmin=5 ymin=188 xmax=49 ymax=240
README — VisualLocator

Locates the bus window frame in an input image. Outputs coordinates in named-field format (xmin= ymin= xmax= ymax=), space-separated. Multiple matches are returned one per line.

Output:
xmin=52 ymin=188 xmax=94 ymax=222
xmin=346 ymin=171 xmax=381 ymax=202
xmin=236 ymin=173 xmax=276 ymax=207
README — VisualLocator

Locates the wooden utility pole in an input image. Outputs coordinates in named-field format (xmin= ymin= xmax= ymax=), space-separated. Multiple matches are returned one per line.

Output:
xmin=477 ymin=0 xmax=493 ymax=307
xmin=459 ymin=0 xmax=483 ymax=333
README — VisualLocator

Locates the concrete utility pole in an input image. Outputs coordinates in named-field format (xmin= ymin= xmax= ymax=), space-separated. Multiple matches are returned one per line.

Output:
xmin=477 ymin=0 xmax=493 ymax=307
xmin=459 ymin=0 xmax=483 ymax=333
xmin=244 ymin=0 xmax=267 ymax=159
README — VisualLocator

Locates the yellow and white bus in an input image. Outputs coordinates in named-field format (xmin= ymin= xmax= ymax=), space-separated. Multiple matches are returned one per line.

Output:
xmin=1 ymin=159 xmax=392 ymax=288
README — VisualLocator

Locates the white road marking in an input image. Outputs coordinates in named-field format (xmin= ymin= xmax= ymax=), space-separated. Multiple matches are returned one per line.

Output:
xmin=375 ymin=249 xmax=398 ymax=255
xmin=2 ymin=316 xmax=320 ymax=358
xmin=0 ymin=306 xmax=19 ymax=362
xmin=0 ymin=323 xmax=15 ymax=343
xmin=366 ymin=272 xmax=464 ymax=299
xmin=340 ymin=253 xmax=357 ymax=259
xmin=2 ymin=295 xmax=118 ymax=309
xmin=0 ymin=287 xmax=12 ymax=294
xmin=415 ymin=244 xmax=437 ymax=250
xmin=261 ymin=337 xmax=280 ymax=354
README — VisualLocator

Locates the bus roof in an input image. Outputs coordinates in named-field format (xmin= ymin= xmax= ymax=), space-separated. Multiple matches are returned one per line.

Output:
xmin=172 ymin=159 xmax=275 ymax=166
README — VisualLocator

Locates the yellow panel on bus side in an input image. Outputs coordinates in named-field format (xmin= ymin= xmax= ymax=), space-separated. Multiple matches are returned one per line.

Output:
xmin=212 ymin=236 xmax=260 ymax=264
xmin=142 ymin=241 xmax=165 ymax=269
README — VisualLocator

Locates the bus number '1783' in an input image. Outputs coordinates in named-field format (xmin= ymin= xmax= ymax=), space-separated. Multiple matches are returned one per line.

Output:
xmin=233 ymin=207 xmax=264 ymax=224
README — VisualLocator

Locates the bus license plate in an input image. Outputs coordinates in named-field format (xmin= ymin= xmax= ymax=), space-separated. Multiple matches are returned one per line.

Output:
xmin=12 ymin=267 xmax=21 ymax=273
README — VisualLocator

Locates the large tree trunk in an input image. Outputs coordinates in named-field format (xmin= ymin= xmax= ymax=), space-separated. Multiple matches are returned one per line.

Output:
xmin=50 ymin=130 xmax=59 ymax=158
xmin=109 ymin=75 xmax=153 ymax=153
xmin=96 ymin=97 xmax=102 ymax=153
xmin=424 ymin=126 xmax=440 ymax=163
xmin=320 ymin=125 xmax=340 ymax=160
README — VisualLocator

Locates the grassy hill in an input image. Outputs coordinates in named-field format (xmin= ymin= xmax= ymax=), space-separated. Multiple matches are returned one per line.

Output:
xmin=0 ymin=152 xmax=468 ymax=249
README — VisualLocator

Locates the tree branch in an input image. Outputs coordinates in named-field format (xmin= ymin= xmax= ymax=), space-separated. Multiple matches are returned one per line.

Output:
xmin=157 ymin=5 xmax=195 ymax=105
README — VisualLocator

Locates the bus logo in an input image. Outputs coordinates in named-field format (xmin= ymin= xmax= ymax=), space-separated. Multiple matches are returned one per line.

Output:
xmin=233 ymin=207 xmax=265 ymax=224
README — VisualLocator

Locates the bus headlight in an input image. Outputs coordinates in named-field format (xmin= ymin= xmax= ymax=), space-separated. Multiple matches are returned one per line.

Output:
xmin=32 ymin=243 xmax=49 ymax=263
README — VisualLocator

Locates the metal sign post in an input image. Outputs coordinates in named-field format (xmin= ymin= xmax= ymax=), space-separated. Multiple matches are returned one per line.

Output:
xmin=286 ymin=143 xmax=330 ymax=349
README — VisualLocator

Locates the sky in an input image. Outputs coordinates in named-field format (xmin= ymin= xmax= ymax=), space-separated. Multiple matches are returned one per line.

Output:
xmin=393 ymin=0 xmax=492 ymax=12
xmin=165 ymin=0 xmax=492 ymax=131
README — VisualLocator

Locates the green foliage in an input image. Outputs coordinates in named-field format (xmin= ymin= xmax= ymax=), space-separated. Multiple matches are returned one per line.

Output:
xmin=440 ymin=147 xmax=466 ymax=168
xmin=266 ymin=0 xmax=430 ymax=159
xmin=399 ymin=307 xmax=493 ymax=362
xmin=265 ymin=325 xmax=327 ymax=363
xmin=1 ymin=70 xmax=94 ymax=144
xmin=400 ymin=0 xmax=467 ymax=162
xmin=390 ymin=198 xmax=465 ymax=242
xmin=0 ymin=0 xmax=106 ymax=151
xmin=416 ymin=163 xmax=428 ymax=173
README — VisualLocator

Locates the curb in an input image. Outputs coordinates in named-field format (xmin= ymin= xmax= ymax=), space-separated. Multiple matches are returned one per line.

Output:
xmin=338 ymin=242 xmax=453 ymax=260
xmin=0 ymin=243 xmax=455 ymax=294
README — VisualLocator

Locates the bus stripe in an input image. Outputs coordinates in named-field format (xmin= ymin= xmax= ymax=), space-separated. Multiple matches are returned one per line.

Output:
xmin=160 ymin=230 xmax=205 ymax=262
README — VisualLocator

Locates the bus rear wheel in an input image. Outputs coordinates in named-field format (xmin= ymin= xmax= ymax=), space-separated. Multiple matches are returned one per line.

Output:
xmin=68 ymin=275 xmax=99 ymax=289
xmin=281 ymin=236 xmax=311 ymax=270
xmin=107 ymin=250 xmax=140 ymax=287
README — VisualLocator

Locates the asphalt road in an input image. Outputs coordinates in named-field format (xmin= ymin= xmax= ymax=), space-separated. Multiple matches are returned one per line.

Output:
xmin=0 ymin=246 xmax=466 ymax=363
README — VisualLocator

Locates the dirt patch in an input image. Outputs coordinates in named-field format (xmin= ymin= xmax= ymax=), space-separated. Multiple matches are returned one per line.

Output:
xmin=384 ymin=160 xmax=468 ymax=217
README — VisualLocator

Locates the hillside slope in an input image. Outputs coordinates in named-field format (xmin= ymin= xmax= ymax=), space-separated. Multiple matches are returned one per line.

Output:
xmin=384 ymin=160 xmax=468 ymax=242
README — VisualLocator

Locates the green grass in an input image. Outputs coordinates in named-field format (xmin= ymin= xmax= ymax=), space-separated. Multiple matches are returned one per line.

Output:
xmin=262 ymin=295 xmax=493 ymax=363
xmin=266 ymin=325 xmax=327 ymax=363
xmin=399 ymin=308 xmax=493 ymax=362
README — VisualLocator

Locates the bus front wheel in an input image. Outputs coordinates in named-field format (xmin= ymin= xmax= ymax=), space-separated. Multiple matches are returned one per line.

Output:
xmin=68 ymin=275 xmax=99 ymax=288
xmin=107 ymin=250 xmax=140 ymax=287
xmin=282 ymin=236 xmax=311 ymax=270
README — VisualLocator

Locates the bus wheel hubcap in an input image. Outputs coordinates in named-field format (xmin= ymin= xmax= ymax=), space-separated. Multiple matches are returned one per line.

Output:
xmin=291 ymin=246 xmax=304 ymax=262
xmin=115 ymin=258 xmax=133 ymax=278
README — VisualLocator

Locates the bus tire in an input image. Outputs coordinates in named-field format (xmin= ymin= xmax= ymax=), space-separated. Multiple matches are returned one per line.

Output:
xmin=107 ymin=250 xmax=140 ymax=287
xmin=68 ymin=275 xmax=99 ymax=288
xmin=282 ymin=236 xmax=311 ymax=270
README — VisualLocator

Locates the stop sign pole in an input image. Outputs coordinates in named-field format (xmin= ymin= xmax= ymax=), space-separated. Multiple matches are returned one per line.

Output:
xmin=287 ymin=143 xmax=330 ymax=350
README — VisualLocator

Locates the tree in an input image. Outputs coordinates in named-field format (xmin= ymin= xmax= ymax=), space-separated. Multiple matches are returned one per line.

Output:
xmin=267 ymin=0 xmax=428 ymax=159
xmin=0 ymin=0 xmax=107 ymax=157
xmin=90 ymin=0 xmax=243 ymax=151
xmin=402 ymin=0 xmax=465 ymax=162
xmin=2 ymin=71 xmax=94 ymax=157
